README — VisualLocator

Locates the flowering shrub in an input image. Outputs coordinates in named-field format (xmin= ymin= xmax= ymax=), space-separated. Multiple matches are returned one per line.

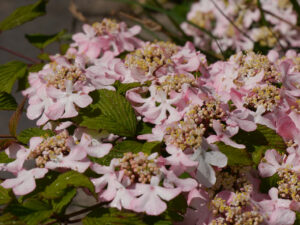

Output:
xmin=1 ymin=0 xmax=300 ymax=224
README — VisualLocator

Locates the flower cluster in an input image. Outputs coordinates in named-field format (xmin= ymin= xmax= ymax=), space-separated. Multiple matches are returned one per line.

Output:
xmin=181 ymin=0 xmax=300 ymax=53
xmin=2 ymin=17 xmax=300 ymax=225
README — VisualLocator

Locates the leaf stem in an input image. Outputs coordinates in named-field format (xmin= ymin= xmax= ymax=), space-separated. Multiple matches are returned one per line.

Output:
xmin=0 ymin=45 xmax=39 ymax=64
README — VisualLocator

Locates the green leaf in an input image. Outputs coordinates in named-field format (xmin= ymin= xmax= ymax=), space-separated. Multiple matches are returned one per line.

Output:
xmin=0 ymin=139 xmax=15 ymax=151
xmin=295 ymin=212 xmax=300 ymax=225
xmin=0 ymin=0 xmax=48 ymax=31
xmin=260 ymin=173 xmax=280 ymax=193
xmin=42 ymin=171 xmax=95 ymax=199
xmin=142 ymin=141 xmax=162 ymax=154
xmin=0 ymin=213 xmax=25 ymax=225
xmin=164 ymin=194 xmax=187 ymax=222
xmin=52 ymin=187 xmax=76 ymax=214
xmin=4 ymin=203 xmax=52 ymax=225
xmin=25 ymin=30 xmax=65 ymax=49
xmin=114 ymin=80 xmax=142 ymax=95
xmin=91 ymin=140 xmax=143 ymax=166
xmin=9 ymin=97 xmax=27 ymax=136
xmin=217 ymin=142 xmax=253 ymax=166
xmin=17 ymin=128 xmax=55 ymax=145
xmin=37 ymin=52 xmax=50 ymax=61
xmin=0 ymin=61 xmax=28 ymax=93
xmin=0 ymin=185 xmax=12 ymax=205
xmin=136 ymin=121 xmax=154 ymax=135
xmin=22 ymin=198 xmax=51 ymax=211
xmin=83 ymin=208 xmax=146 ymax=225
xmin=18 ymin=63 xmax=44 ymax=91
xmin=80 ymin=90 xmax=137 ymax=137
xmin=0 ymin=152 xmax=14 ymax=163
xmin=0 ymin=92 xmax=17 ymax=110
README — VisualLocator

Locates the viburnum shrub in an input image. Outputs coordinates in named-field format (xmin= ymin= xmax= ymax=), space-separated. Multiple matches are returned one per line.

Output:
xmin=1 ymin=0 xmax=300 ymax=224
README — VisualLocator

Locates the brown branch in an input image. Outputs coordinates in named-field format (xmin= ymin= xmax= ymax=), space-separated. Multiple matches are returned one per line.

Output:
xmin=0 ymin=135 xmax=16 ymax=139
xmin=69 ymin=0 xmax=89 ymax=23
xmin=0 ymin=45 xmax=39 ymax=64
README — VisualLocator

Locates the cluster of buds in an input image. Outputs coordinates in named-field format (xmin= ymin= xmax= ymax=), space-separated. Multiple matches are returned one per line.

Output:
xmin=28 ymin=131 xmax=70 ymax=168
xmin=92 ymin=18 xmax=120 ymax=35
xmin=243 ymin=85 xmax=281 ymax=112
xmin=186 ymin=101 xmax=226 ymax=128
xmin=118 ymin=152 xmax=160 ymax=184
xmin=277 ymin=167 xmax=300 ymax=201
xmin=45 ymin=64 xmax=86 ymax=90
xmin=124 ymin=41 xmax=178 ymax=75
xmin=158 ymin=74 xmax=197 ymax=95
xmin=210 ymin=187 xmax=263 ymax=225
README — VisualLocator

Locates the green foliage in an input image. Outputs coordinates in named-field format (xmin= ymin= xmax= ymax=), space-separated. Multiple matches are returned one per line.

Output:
xmin=17 ymin=128 xmax=55 ymax=145
xmin=90 ymin=140 xmax=144 ymax=166
xmin=0 ymin=92 xmax=17 ymax=110
xmin=142 ymin=141 xmax=162 ymax=154
xmin=0 ymin=185 xmax=12 ymax=205
xmin=114 ymin=80 xmax=142 ymax=95
xmin=0 ymin=0 xmax=48 ymax=31
xmin=136 ymin=121 xmax=154 ymax=135
xmin=0 ymin=61 xmax=27 ymax=93
xmin=4 ymin=203 xmax=52 ymax=225
xmin=260 ymin=173 xmax=280 ymax=193
xmin=217 ymin=142 xmax=253 ymax=166
xmin=18 ymin=63 xmax=45 ymax=91
xmin=83 ymin=208 xmax=146 ymax=225
xmin=0 ymin=152 xmax=14 ymax=163
xmin=0 ymin=213 xmax=26 ymax=225
xmin=218 ymin=125 xmax=287 ymax=166
xmin=79 ymin=90 xmax=137 ymax=137
xmin=41 ymin=171 xmax=95 ymax=199
xmin=51 ymin=187 xmax=77 ymax=214
xmin=295 ymin=212 xmax=300 ymax=225
xmin=0 ymin=139 xmax=15 ymax=151
xmin=25 ymin=30 xmax=66 ymax=49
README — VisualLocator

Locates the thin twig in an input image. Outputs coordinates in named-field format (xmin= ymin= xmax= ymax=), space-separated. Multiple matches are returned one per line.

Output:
xmin=262 ymin=9 xmax=300 ymax=32
xmin=69 ymin=0 xmax=89 ymax=23
xmin=65 ymin=202 xmax=107 ymax=219
xmin=0 ymin=45 xmax=39 ymax=64
xmin=210 ymin=0 xmax=254 ymax=42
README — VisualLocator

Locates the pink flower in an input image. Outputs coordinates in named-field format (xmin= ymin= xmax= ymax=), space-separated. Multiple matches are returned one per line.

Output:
xmin=131 ymin=176 xmax=181 ymax=215
xmin=259 ymin=188 xmax=295 ymax=225
xmin=1 ymin=168 xmax=48 ymax=195
xmin=207 ymin=120 xmax=245 ymax=149
xmin=164 ymin=145 xmax=198 ymax=169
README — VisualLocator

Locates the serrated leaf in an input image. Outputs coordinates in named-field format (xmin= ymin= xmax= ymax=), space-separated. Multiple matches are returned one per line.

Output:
xmin=217 ymin=142 xmax=253 ymax=166
xmin=91 ymin=140 xmax=143 ymax=166
xmin=0 ymin=92 xmax=17 ymax=110
xmin=0 ymin=0 xmax=48 ymax=31
xmin=17 ymin=128 xmax=55 ymax=145
xmin=9 ymin=97 xmax=26 ymax=136
xmin=42 ymin=171 xmax=95 ymax=199
xmin=52 ymin=187 xmax=76 ymax=214
xmin=0 ymin=152 xmax=14 ymax=163
xmin=0 ymin=61 xmax=28 ymax=93
xmin=0 ymin=185 xmax=12 ymax=205
xmin=80 ymin=90 xmax=137 ymax=137
xmin=260 ymin=173 xmax=280 ymax=193
xmin=83 ymin=208 xmax=146 ymax=225
xmin=25 ymin=30 xmax=65 ymax=49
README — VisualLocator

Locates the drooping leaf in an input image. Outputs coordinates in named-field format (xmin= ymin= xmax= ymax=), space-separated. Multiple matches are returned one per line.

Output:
xmin=260 ymin=173 xmax=280 ymax=193
xmin=80 ymin=90 xmax=137 ymax=137
xmin=9 ymin=97 xmax=27 ymax=137
xmin=0 ymin=92 xmax=17 ymax=110
xmin=83 ymin=208 xmax=146 ymax=225
xmin=0 ymin=61 xmax=28 ymax=93
xmin=91 ymin=140 xmax=144 ymax=166
xmin=0 ymin=152 xmax=14 ymax=163
xmin=42 ymin=171 xmax=95 ymax=199
xmin=0 ymin=0 xmax=48 ymax=31
xmin=17 ymin=128 xmax=55 ymax=145
xmin=25 ymin=30 xmax=65 ymax=49
xmin=51 ymin=187 xmax=77 ymax=214
xmin=0 ymin=185 xmax=12 ymax=205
